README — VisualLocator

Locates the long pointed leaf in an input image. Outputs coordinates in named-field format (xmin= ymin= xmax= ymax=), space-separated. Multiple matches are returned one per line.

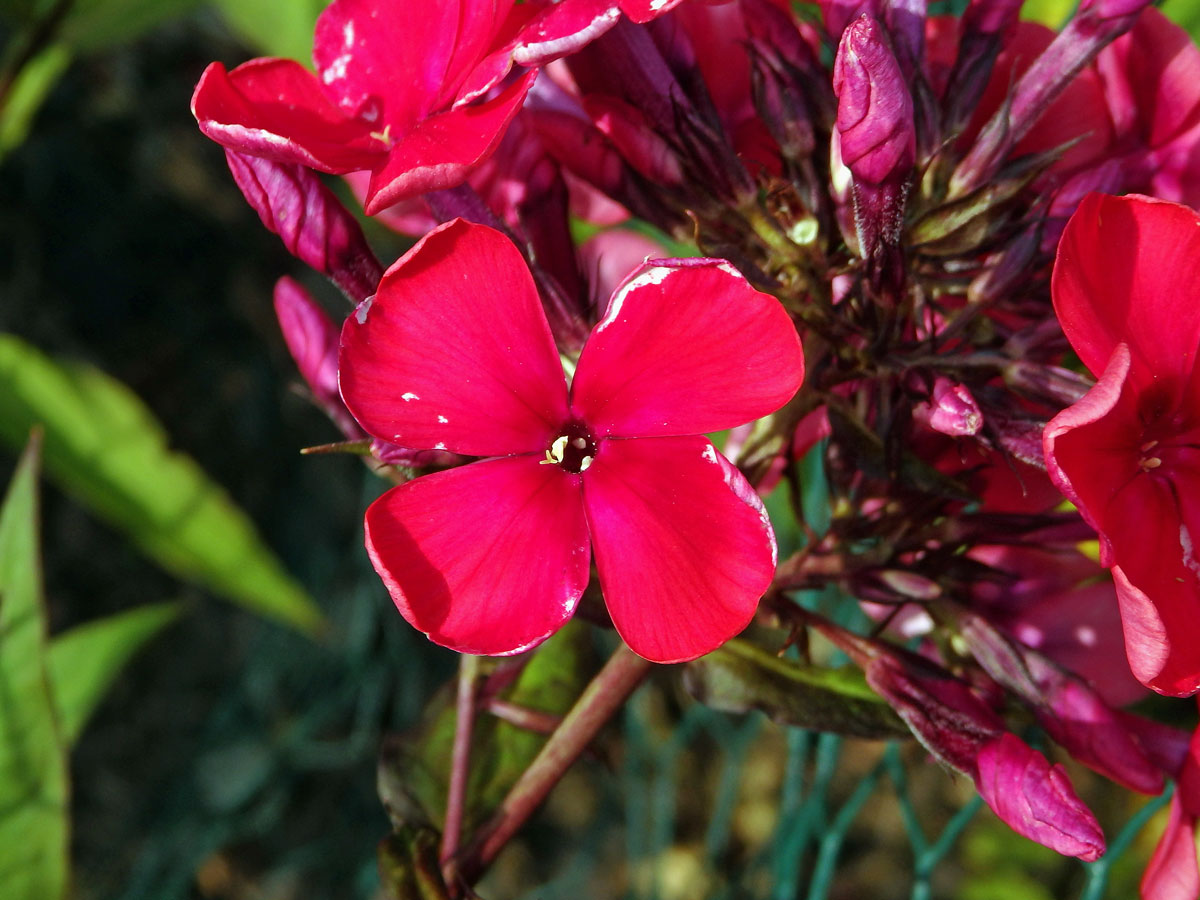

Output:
xmin=0 ymin=434 xmax=69 ymax=900
xmin=0 ymin=334 xmax=324 ymax=634
xmin=48 ymin=602 xmax=183 ymax=745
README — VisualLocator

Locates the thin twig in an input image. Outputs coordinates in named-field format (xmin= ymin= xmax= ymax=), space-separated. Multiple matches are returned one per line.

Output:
xmin=441 ymin=654 xmax=481 ymax=872
xmin=454 ymin=644 xmax=654 ymax=885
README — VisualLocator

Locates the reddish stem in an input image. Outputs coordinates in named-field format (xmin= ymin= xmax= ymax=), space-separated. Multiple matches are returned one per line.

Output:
xmin=455 ymin=644 xmax=653 ymax=885
xmin=441 ymin=654 xmax=480 ymax=873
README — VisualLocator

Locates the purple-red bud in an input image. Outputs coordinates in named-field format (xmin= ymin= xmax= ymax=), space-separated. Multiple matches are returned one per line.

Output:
xmin=226 ymin=151 xmax=383 ymax=304
xmin=273 ymin=277 xmax=363 ymax=440
xmin=820 ymin=0 xmax=883 ymax=42
xmin=915 ymin=377 xmax=983 ymax=437
xmin=833 ymin=16 xmax=915 ymax=187
xmin=957 ymin=611 xmax=1162 ymax=794
xmin=864 ymin=652 xmax=1004 ymax=773
xmin=975 ymin=733 xmax=1106 ymax=861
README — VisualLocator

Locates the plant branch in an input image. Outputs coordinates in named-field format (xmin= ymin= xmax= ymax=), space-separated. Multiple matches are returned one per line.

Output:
xmin=441 ymin=654 xmax=481 ymax=874
xmin=454 ymin=644 xmax=653 ymax=885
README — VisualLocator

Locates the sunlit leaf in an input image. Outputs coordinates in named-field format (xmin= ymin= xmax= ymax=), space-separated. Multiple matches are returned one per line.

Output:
xmin=0 ymin=434 xmax=69 ymax=900
xmin=1020 ymin=0 xmax=1075 ymax=27
xmin=48 ymin=601 xmax=182 ymax=745
xmin=0 ymin=334 xmax=325 ymax=635
xmin=1163 ymin=0 xmax=1200 ymax=37
xmin=0 ymin=43 xmax=71 ymax=160
xmin=213 ymin=0 xmax=325 ymax=61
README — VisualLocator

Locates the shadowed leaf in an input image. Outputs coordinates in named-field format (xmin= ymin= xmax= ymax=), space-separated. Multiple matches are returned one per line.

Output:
xmin=0 ymin=434 xmax=69 ymax=900
xmin=0 ymin=334 xmax=324 ymax=635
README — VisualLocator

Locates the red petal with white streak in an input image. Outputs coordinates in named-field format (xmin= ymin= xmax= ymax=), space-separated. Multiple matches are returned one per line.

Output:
xmin=363 ymin=71 xmax=535 ymax=213
xmin=339 ymin=219 xmax=569 ymax=456
xmin=571 ymin=260 xmax=804 ymax=438
xmin=192 ymin=60 xmax=385 ymax=172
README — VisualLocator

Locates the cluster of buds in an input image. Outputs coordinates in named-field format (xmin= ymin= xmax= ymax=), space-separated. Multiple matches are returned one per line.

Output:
xmin=193 ymin=0 xmax=1200 ymax=895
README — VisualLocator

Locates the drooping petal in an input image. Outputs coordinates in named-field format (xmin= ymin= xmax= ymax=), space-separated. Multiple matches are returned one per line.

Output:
xmin=1142 ymin=796 xmax=1200 ymax=900
xmin=191 ymin=60 xmax=386 ymax=173
xmin=581 ymin=435 xmax=775 ymax=663
xmin=362 ymin=71 xmax=537 ymax=214
xmin=1043 ymin=343 xmax=1136 ymax=559
xmin=571 ymin=260 xmax=804 ymax=438
xmin=1053 ymin=192 xmax=1200 ymax=384
xmin=339 ymin=219 xmax=569 ymax=456
xmin=364 ymin=456 xmax=590 ymax=656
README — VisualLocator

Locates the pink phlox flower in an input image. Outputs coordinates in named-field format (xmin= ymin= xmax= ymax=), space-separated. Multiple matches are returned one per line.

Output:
xmin=1143 ymin=707 xmax=1200 ymax=900
xmin=191 ymin=0 xmax=536 ymax=213
xmin=338 ymin=218 xmax=804 ymax=663
xmin=1044 ymin=192 xmax=1200 ymax=697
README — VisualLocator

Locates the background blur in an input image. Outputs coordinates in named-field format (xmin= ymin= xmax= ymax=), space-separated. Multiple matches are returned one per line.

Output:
xmin=0 ymin=1 xmax=1195 ymax=898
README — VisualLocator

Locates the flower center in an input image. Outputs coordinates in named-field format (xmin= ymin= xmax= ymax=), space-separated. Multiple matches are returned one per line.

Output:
xmin=540 ymin=421 xmax=598 ymax=474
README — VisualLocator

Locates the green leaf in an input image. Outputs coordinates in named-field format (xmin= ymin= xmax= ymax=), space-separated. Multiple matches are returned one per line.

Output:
xmin=683 ymin=638 xmax=910 ymax=739
xmin=48 ymin=601 xmax=182 ymax=745
xmin=381 ymin=621 xmax=593 ymax=833
xmin=0 ymin=334 xmax=325 ymax=635
xmin=0 ymin=434 xmax=69 ymax=900
xmin=1019 ymin=0 xmax=1075 ymax=28
xmin=212 ymin=0 xmax=325 ymax=60
xmin=0 ymin=43 xmax=71 ymax=160
xmin=1163 ymin=0 xmax=1200 ymax=38
xmin=377 ymin=826 xmax=452 ymax=900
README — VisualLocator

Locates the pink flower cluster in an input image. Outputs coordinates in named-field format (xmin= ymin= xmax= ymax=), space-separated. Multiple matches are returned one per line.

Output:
xmin=192 ymin=0 xmax=1200 ymax=893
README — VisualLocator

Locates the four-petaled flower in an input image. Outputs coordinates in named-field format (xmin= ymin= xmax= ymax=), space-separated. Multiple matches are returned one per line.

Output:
xmin=339 ymin=219 xmax=804 ymax=662
xmin=1044 ymin=192 xmax=1200 ymax=696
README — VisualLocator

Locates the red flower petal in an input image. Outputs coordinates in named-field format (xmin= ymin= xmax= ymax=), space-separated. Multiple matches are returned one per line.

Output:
xmin=582 ymin=435 xmax=775 ymax=663
xmin=1053 ymin=192 xmax=1200 ymax=384
xmin=1043 ymin=343 xmax=1136 ymax=561
xmin=313 ymin=0 xmax=515 ymax=125
xmin=510 ymin=0 xmax=622 ymax=67
xmin=619 ymin=0 xmax=688 ymax=24
xmin=362 ymin=71 xmax=536 ymax=214
xmin=1142 ymin=795 xmax=1200 ymax=900
xmin=191 ymin=60 xmax=385 ymax=173
xmin=571 ymin=260 xmax=804 ymax=438
xmin=365 ymin=456 xmax=590 ymax=656
xmin=339 ymin=219 xmax=569 ymax=456
xmin=1046 ymin=342 xmax=1200 ymax=696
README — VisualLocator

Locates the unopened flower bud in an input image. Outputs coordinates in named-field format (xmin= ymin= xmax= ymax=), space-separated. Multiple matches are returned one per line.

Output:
xmin=585 ymin=95 xmax=684 ymax=186
xmin=950 ymin=0 xmax=1153 ymax=194
xmin=834 ymin=16 xmax=915 ymax=294
xmin=957 ymin=610 xmax=1161 ymax=793
xmin=226 ymin=151 xmax=382 ymax=303
xmin=915 ymin=377 xmax=983 ymax=437
xmin=820 ymin=0 xmax=882 ymax=42
xmin=975 ymin=733 xmax=1105 ymax=861
xmin=273 ymin=277 xmax=363 ymax=440
xmin=833 ymin=16 xmax=915 ymax=187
